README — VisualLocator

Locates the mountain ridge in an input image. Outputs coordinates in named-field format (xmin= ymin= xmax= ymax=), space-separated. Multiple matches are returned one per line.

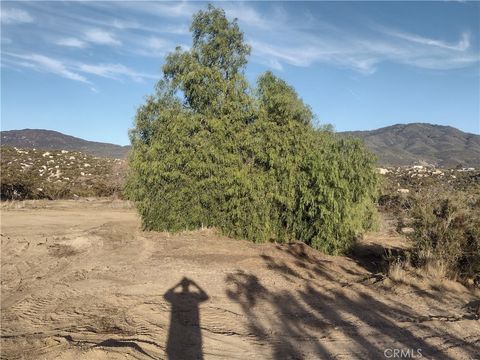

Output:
xmin=340 ymin=123 xmax=480 ymax=167
xmin=2 ymin=123 xmax=479 ymax=166
xmin=1 ymin=129 xmax=130 ymax=159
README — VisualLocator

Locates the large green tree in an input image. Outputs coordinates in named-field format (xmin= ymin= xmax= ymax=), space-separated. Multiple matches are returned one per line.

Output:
xmin=127 ymin=5 xmax=378 ymax=254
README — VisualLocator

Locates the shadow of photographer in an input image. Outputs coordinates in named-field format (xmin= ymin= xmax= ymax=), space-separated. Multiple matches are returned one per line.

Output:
xmin=164 ymin=277 xmax=209 ymax=360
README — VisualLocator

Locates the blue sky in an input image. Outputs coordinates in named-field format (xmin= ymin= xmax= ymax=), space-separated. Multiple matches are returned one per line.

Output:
xmin=1 ymin=1 xmax=479 ymax=145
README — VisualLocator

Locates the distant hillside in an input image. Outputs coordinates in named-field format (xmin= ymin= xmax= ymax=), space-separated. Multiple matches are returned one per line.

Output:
xmin=1 ymin=129 xmax=130 ymax=159
xmin=341 ymin=123 xmax=480 ymax=168
xmin=2 ymin=124 xmax=479 ymax=166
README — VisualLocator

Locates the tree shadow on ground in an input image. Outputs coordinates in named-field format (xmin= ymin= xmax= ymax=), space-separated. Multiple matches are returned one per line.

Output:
xmin=94 ymin=338 xmax=157 ymax=359
xmin=164 ymin=277 xmax=209 ymax=360
xmin=347 ymin=241 xmax=408 ymax=274
xmin=226 ymin=243 xmax=478 ymax=359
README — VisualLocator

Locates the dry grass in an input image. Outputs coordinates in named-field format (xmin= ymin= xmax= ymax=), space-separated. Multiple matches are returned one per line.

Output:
xmin=0 ymin=198 xmax=134 ymax=210
xmin=387 ymin=258 xmax=473 ymax=295
xmin=0 ymin=199 xmax=50 ymax=210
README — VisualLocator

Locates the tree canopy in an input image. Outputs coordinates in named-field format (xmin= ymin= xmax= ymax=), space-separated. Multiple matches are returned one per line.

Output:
xmin=126 ymin=5 xmax=378 ymax=255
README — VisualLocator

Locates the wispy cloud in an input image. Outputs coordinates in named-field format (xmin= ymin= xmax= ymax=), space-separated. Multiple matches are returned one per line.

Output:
xmin=244 ymin=6 xmax=479 ymax=75
xmin=6 ymin=53 xmax=90 ymax=84
xmin=251 ymin=34 xmax=478 ymax=74
xmin=367 ymin=30 xmax=478 ymax=71
xmin=250 ymin=39 xmax=380 ymax=75
xmin=84 ymin=28 xmax=121 ymax=46
xmin=109 ymin=18 xmax=189 ymax=35
xmin=76 ymin=63 xmax=158 ymax=82
xmin=113 ymin=1 xmax=200 ymax=19
xmin=1 ymin=8 xmax=33 ymax=24
xmin=383 ymin=28 xmax=471 ymax=51
xmin=132 ymin=36 xmax=179 ymax=57
xmin=223 ymin=3 xmax=272 ymax=30
xmin=144 ymin=37 xmax=170 ymax=51
xmin=3 ymin=1 xmax=478 ymax=78
xmin=4 ymin=52 xmax=158 ymax=86
xmin=183 ymin=2 xmax=476 ymax=74
xmin=56 ymin=37 xmax=87 ymax=48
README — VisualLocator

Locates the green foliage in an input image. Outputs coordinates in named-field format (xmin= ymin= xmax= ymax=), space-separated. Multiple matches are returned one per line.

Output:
xmin=126 ymin=5 xmax=378 ymax=254
xmin=257 ymin=71 xmax=313 ymax=126
xmin=407 ymin=189 xmax=480 ymax=282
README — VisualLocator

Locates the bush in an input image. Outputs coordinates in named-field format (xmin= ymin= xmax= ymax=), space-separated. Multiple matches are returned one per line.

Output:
xmin=126 ymin=5 xmax=378 ymax=254
xmin=407 ymin=189 xmax=480 ymax=282
xmin=1 ymin=171 xmax=37 ymax=200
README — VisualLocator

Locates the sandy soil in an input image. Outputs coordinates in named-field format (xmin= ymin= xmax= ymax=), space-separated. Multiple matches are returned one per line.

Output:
xmin=1 ymin=199 xmax=479 ymax=359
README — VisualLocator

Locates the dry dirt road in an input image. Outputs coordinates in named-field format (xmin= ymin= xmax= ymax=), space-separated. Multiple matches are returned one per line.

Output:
xmin=1 ymin=200 xmax=479 ymax=359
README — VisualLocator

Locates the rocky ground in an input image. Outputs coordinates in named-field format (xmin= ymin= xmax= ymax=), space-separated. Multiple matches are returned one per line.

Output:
xmin=378 ymin=165 xmax=479 ymax=194
xmin=1 ymin=199 xmax=479 ymax=359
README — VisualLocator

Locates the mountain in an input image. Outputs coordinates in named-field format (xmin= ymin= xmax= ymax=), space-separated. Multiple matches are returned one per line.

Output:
xmin=2 ymin=124 xmax=479 ymax=167
xmin=341 ymin=123 xmax=480 ymax=168
xmin=0 ymin=129 xmax=130 ymax=159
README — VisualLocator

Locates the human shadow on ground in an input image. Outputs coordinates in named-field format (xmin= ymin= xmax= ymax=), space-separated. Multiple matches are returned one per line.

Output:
xmin=226 ymin=243 xmax=478 ymax=360
xmin=164 ymin=277 xmax=209 ymax=360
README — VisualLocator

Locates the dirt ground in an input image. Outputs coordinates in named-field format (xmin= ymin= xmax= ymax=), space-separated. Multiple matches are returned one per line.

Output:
xmin=1 ymin=199 xmax=479 ymax=360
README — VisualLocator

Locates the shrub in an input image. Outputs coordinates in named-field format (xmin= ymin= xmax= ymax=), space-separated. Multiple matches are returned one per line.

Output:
xmin=1 ymin=170 xmax=37 ymax=200
xmin=407 ymin=189 xmax=480 ymax=282
xmin=126 ymin=5 xmax=378 ymax=254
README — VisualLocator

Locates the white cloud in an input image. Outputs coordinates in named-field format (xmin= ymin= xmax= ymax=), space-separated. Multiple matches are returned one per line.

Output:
xmin=246 ymin=13 xmax=479 ymax=74
xmin=162 ymin=25 xmax=190 ymax=35
xmin=145 ymin=37 xmax=169 ymax=51
xmin=56 ymin=37 xmax=88 ymax=48
xmin=1 ymin=8 xmax=33 ymax=24
xmin=197 ymin=2 xmax=476 ymax=74
xmin=249 ymin=40 xmax=318 ymax=67
xmin=368 ymin=30 xmax=479 ymax=71
xmin=3 ymin=51 xmax=158 ymax=85
xmin=131 ymin=35 xmax=185 ymax=58
xmin=76 ymin=63 xmax=158 ymax=82
xmin=2 ymin=2 xmax=478 ymax=77
xmin=250 ymin=35 xmax=381 ymax=75
xmin=6 ymin=53 xmax=90 ymax=84
xmin=383 ymin=29 xmax=471 ymax=51
xmin=110 ymin=19 xmax=139 ymax=30
xmin=114 ymin=1 xmax=199 ymax=19
xmin=254 ymin=56 xmax=284 ymax=71
xmin=109 ymin=19 xmax=189 ymax=35
xmin=84 ymin=29 xmax=121 ymax=46
xmin=223 ymin=3 xmax=271 ymax=30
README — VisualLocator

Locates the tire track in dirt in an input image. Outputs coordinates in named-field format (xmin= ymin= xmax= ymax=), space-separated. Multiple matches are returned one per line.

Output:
xmin=2 ymin=200 xmax=479 ymax=359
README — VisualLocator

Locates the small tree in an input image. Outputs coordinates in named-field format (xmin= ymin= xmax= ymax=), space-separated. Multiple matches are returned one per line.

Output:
xmin=127 ymin=5 xmax=378 ymax=254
